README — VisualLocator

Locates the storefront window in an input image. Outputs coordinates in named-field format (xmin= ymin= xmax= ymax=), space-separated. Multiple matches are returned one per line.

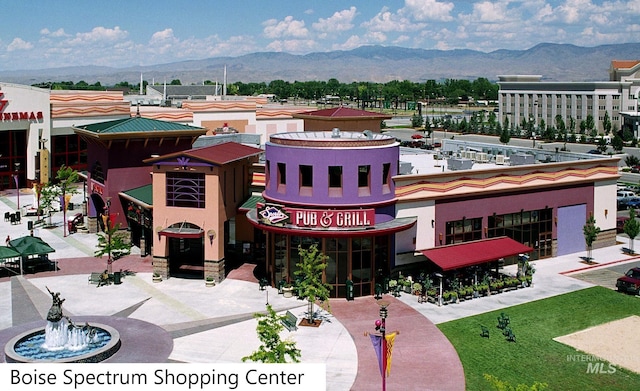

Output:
xmin=488 ymin=208 xmax=553 ymax=260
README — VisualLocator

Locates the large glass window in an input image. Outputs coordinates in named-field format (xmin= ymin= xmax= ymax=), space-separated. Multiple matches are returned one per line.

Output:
xmin=52 ymin=134 xmax=87 ymax=173
xmin=488 ymin=208 xmax=553 ymax=260
xmin=445 ymin=217 xmax=482 ymax=244
xmin=166 ymin=172 xmax=205 ymax=208
xmin=382 ymin=163 xmax=391 ymax=194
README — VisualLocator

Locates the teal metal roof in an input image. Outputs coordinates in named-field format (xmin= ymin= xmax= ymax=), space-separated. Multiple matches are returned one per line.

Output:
xmin=239 ymin=194 xmax=264 ymax=211
xmin=75 ymin=116 xmax=205 ymax=134
xmin=120 ymin=184 xmax=153 ymax=207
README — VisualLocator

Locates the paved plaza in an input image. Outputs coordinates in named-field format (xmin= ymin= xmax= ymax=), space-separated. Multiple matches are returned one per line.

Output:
xmin=1 ymin=187 xmax=639 ymax=390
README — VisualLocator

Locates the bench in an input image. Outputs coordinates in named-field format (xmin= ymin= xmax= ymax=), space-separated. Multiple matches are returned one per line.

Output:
xmin=281 ymin=310 xmax=298 ymax=331
xmin=480 ymin=325 xmax=490 ymax=338
xmin=88 ymin=272 xmax=108 ymax=285
xmin=622 ymin=247 xmax=636 ymax=255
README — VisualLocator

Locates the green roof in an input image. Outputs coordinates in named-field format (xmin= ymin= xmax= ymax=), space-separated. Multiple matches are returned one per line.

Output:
xmin=75 ymin=116 xmax=205 ymax=134
xmin=121 ymin=184 xmax=153 ymax=207
xmin=239 ymin=194 xmax=264 ymax=211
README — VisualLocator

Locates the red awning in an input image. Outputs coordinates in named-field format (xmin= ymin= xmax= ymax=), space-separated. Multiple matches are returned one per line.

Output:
xmin=420 ymin=237 xmax=533 ymax=271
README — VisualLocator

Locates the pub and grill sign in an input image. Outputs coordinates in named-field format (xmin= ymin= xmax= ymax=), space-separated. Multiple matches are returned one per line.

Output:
xmin=258 ymin=203 xmax=375 ymax=229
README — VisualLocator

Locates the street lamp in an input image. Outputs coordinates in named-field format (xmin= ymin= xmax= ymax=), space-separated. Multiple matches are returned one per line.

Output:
xmin=375 ymin=300 xmax=389 ymax=391
xmin=435 ymin=272 xmax=443 ymax=306
xmin=102 ymin=197 xmax=112 ymax=273
xmin=13 ymin=162 xmax=20 ymax=210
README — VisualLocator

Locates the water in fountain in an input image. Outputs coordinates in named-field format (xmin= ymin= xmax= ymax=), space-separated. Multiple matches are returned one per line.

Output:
xmin=43 ymin=318 xmax=96 ymax=351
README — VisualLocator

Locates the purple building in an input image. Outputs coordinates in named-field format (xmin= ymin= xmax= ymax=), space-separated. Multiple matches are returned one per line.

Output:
xmin=247 ymin=130 xmax=416 ymax=298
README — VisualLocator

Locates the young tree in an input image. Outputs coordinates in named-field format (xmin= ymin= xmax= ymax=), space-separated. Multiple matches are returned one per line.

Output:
xmin=624 ymin=209 xmax=640 ymax=253
xmin=242 ymin=305 xmax=301 ymax=363
xmin=38 ymin=183 xmax=60 ymax=226
xmin=499 ymin=124 xmax=511 ymax=145
xmin=94 ymin=221 xmax=132 ymax=273
xmin=294 ymin=244 xmax=332 ymax=325
xmin=56 ymin=165 xmax=79 ymax=237
xmin=583 ymin=213 xmax=601 ymax=260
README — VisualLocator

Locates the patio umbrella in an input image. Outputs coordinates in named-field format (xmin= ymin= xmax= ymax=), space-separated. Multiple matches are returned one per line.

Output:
xmin=411 ymin=133 xmax=424 ymax=139
xmin=8 ymin=236 xmax=56 ymax=257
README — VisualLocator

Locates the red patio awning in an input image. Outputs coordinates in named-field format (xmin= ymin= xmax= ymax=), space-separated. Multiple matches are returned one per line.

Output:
xmin=419 ymin=237 xmax=533 ymax=271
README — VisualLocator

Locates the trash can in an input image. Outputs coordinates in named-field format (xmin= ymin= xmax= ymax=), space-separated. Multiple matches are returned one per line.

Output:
xmin=27 ymin=220 xmax=33 ymax=230
xmin=67 ymin=219 xmax=75 ymax=233
xmin=68 ymin=202 xmax=74 ymax=210
xmin=346 ymin=279 xmax=354 ymax=301
xmin=113 ymin=271 xmax=122 ymax=285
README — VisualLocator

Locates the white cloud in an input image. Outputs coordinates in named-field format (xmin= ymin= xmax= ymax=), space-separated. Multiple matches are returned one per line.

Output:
xmin=266 ymin=39 xmax=316 ymax=53
xmin=312 ymin=7 xmax=357 ymax=33
xmin=263 ymin=16 xmax=308 ymax=39
xmin=7 ymin=38 xmax=33 ymax=51
xmin=40 ymin=28 xmax=68 ymax=38
xmin=362 ymin=6 xmax=426 ymax=33
xmin=67 ymin=26 xmax=128 ymax=45
xmin=400 ymin=0 xmax=454 ymax=22
xmin=470 ymin=1 xmax=512 ymax=23
xmin=332 ymin=35 xmax=366 ymax=51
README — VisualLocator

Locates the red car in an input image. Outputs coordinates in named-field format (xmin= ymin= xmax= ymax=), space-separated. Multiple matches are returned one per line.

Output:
xmin=616 ymin=267 xmax=640 ymax=295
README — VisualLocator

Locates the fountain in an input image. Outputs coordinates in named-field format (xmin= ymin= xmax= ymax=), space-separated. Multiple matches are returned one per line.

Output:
xmin=4 ymin=287 xmax=120 ymax=363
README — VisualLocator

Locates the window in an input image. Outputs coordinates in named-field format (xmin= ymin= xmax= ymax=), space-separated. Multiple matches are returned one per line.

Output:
xmin=328 ymin=166 xmax=342 ymax=197
xmin=445 ymin=217 xmax=482 ymax=245
xmin=91 ymin=161 xmax=104 ymax=184
xmin=382 ymin=163 xmax=391 ymax=194
xmin=277 ymin=162 xmax=286 ymax=193
xmin=166 ymin=172 xmax=205 ymax=208
xmin=265 ymin=160 xmax=270 ymax=190
xmin=358 ymin=165 xmax=371 ymax=196
xmin=299 ymin=165 xmax=313 ymax=196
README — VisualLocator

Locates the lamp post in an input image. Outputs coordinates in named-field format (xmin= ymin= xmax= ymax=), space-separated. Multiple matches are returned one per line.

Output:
xmin=103 ymin=197 xmax=112 ymax=273
xmin=13 ymin=162 xmax=20 ymax=210
xmin=376 ymin=300 xmax=389 ymax=391
xmin=435 ymin=272 xmax=443 ymax=306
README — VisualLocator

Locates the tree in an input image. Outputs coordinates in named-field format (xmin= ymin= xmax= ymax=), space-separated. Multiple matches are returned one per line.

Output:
xmin=625 ymin=155 xmax=640 ymax=167
xmin=94 ymin=220 xmax=132 ymax=273
xmin=242 ymin=304 xmax=301 ymax=363
xmin=611 ymin=134 xmax=624 ymax=153
xmin=583 ymin=213 xmax=600 ymax=260
xmin=499 ymin=123 xmax=511 ymax=144
xmin=294 ymin=244 xmax=332 ymax=326
xmin=624 ymin=209 xmax=640 ymax=253
xmin=596 ymin=137 xmax=608 ymax=154
xmin=38 ymin=183 xmax=60 ymax=226
xmin=410 ymin=113 xmax=423 ymax=128
xmin=56 ymin=165 xmax=79 ymax=237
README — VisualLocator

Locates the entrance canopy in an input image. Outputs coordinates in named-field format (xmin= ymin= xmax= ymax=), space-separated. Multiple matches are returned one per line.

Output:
xmin=419 ymin=237 xmax=532 ymax=271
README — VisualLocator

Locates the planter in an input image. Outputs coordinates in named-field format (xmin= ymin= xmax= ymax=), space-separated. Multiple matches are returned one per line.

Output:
xmin=205 ymin=279 xmax=215 ymax=287
xmin=152 ymin=275 xmax=162 ymax=283
xmin=282 ymin=286 xmax=294 ymax=298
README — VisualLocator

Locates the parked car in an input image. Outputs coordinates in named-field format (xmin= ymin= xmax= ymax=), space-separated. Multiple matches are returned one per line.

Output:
xmin=587 ymin=149 xmax=602 ymax=155
xmin=626 ymin=197 xmax=640 ymax=209
xmin=617 ymin=216 xmax=630 ymax=233
xmin=616 ymin=267 xmax=640 ymax=295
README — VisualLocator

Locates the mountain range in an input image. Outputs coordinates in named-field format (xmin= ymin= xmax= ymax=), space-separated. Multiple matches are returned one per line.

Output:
xmin=1 ymin=43 xmax=638 ymax=86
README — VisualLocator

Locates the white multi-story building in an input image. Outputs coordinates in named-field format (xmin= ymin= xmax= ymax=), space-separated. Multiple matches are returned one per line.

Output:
xmin=497 ymin=60 xmax=640 ymax=138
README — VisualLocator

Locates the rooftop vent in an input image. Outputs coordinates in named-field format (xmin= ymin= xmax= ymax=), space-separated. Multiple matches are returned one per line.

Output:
xmin=331 ymin=128 xmax=341 ymax=138
xmin=363 ymin=129 xmax=373 ymax=139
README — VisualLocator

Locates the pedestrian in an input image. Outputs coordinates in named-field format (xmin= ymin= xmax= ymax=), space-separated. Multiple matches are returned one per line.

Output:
xmin=5 ymin=235 xmax=9 ymax=246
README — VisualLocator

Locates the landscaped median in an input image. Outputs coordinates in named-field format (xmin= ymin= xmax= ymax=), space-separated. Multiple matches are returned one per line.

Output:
xmin=437 ymin=286 xmax=640 ymax=390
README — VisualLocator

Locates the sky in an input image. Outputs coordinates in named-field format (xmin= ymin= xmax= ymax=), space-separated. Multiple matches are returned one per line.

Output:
xmin=0 ymin=0 xmax=639 ymax=71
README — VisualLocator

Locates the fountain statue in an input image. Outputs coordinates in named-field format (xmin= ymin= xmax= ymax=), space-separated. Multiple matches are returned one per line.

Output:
xmin=4 ymin=287 xmax=120 ymax=363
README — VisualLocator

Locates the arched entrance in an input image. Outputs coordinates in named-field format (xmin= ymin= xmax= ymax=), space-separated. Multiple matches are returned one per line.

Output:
xmin=164 ymin=222 xmax=204 ymax=279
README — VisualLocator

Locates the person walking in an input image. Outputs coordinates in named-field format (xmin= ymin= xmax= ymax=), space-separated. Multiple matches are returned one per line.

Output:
xmin=5 ymin=235 xmax=9 ymax=246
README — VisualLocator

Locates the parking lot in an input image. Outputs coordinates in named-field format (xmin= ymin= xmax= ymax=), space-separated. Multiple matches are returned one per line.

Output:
xmin=569 ymin=259 xmax=640 ymax=291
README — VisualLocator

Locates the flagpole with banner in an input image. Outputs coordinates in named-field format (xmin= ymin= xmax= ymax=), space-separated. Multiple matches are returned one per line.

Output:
xmin=366 ymin=300 xmax=398 ymax=391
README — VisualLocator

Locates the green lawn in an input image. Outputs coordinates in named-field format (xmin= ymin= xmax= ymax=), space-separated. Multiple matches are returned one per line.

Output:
xmin=437 ymin=287 xmax=640 ymax=390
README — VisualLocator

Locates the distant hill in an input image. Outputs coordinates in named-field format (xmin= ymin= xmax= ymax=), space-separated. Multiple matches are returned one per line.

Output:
xmin=1 ymin=42 xmax=638 ymax=86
